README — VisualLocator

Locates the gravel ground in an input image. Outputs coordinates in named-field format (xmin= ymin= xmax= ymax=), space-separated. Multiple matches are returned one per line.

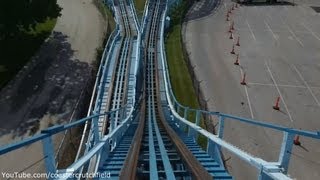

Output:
xmin=0 ymin=0 xmax=106 ymax=176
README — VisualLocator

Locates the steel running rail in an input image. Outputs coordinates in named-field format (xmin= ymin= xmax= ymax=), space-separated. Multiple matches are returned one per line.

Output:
xmin=120 ymin=0 xmax=214 ymax=179
xmin=82 ymin=0 xmax=141 ymax=175
xmin=107 ymin=0 xmax=138 ymax=134
xmin=72 ymin=0 xmax=141 ymax=176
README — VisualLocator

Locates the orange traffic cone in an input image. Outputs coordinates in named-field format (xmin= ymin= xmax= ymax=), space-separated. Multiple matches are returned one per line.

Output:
xmin=230 ymin=44 xmax=235 ymax=54
xmin=293 ymin=135 xmax=301 ymax=146
xmin=228 ymin=25 xmax=233 ymax=33
xmin=236 ymin=36 xmax=240 ymax=46
xmin=234 ymin=54 xmax=240 ymax=65
xmin=229 ymin=32 xmax=233 ymax=39
xmin=273 ymin=97 xmax=280 ymax=110
xmin=231 ymin=21 xmax=235 ymax=31
xmin=240 ymin=73 xmax=247 ymax=85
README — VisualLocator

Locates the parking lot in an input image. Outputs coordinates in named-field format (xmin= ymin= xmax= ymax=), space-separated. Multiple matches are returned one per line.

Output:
xmin=184 ymin=0 xmax=320 ymax=179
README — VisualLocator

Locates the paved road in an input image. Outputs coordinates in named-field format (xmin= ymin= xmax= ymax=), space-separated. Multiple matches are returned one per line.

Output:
xmin=184 ymin=0 xmax=320 ymax=179
xmin=0 ymin=0 xmax=106 ymax=176
xmin=185 ymin=0 xmax=221 ymax=21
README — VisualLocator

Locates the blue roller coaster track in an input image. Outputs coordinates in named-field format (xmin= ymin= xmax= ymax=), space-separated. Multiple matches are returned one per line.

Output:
xmin=0 ymin=0 xmax=319 ymax=179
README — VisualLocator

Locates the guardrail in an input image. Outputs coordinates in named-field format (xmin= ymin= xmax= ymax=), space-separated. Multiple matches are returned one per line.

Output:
xmin=77 ymin=3 xmax=120 ymax=177
xmin=159 ymin=1 xmax=320 ymax=180
xmin=141 ymin=0 xmax=150 ymax=37
xmin=72 ymin=19 xmax=122 ymax=180
xmin=129 ymin=0 xmax=141 ymax=31
xmin=0 ymin=105 xmax=134 ymax=177
xmin=84 ymin=0 xmax=141 ymax=175
xmin=76 ymin=25 xmax=121 ymax=164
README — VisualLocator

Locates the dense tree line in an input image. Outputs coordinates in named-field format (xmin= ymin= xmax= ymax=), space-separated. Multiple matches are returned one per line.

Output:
xmin=0 ymin=0 xmax=61 ymax=40
xmin=0 ymin=0 xmax=62 ymax=88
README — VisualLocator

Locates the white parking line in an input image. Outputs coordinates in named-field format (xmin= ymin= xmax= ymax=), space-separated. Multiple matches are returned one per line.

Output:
xmin=239 ymin=68 xmax=254 ymax=119
xmin=246 ymin=20 xmax=256 ymax=41
xmin=280 ymin=17 xmax=304 ymax=47
xmin=264 ymin=20 xmax=278 ymax=41
xmin=301 ymin=22 xmax=320 ymax=41
xmin=291 ymin=64 xmax=320 ymax=107
xmin=265 ymin=6 xmax=273 ymax=21
xmin=248 ymin=82 xmax=320 ymax=89
xmin=265 ymin=60 xmax=294 ymax=122
xmin=287 ymin=25 xmax=304 ymax=47
xmin=248 ymin=82 xmax=308 ymax=89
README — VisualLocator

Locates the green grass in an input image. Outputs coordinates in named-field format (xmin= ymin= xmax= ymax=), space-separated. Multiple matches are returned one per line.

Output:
xmin=29 ymin=18 xmax=57 ymax=35
xmin=133 ymin=0 xmax=146 ymax=19
xmin=165 ymin=25 xmax=198 ymax=108
xmin=93 ymin=0 xmax=115 ymax=31
xmin=92 ymin=0 xmax=116 ymax=68
xmin=165 ymin=24 xmax=207 ymax=148
xmin=105 ymin=7 xmax=116 ymax=30
xmin=0 ymin=18 xmax=57 ymax=88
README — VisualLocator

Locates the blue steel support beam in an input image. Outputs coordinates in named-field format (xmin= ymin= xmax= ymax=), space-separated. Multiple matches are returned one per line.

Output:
xmin=258 ymin=167 xmax=274 ymax=180
xmin=174 ymin=107 xmax=181 ymax=129
xmin=92 ymin=114 xmax=100 ymax=144
xmin=278 ymin=132 xmax=295 ymax=173
xmin=59 ymin=137 xmax=108 ymax=180
xmin=207 ymin=115 xmax=224 ymax=166
xmin=207 ymin=139 xmax=224 ymax=166
xmin=176 ymin=105 xmax=180 ymax=115
xmin=42 ymin=136 xmax=56 ymax=178
xmin=218 ymin=116 xmax=225 ymax=139
xmin=194 ymin=110 xmax=201 ymax=140
xmin=180 ymin=107 xmax=188 ymax=131
xmin=187 ymin=110 xmax=200 ymax=140
xmin=110 ymin=111 xmax=115 ymax=132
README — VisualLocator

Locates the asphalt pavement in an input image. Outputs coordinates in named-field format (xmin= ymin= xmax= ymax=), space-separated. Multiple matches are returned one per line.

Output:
xmin=184 ymin=0 xmax=320 ymax=179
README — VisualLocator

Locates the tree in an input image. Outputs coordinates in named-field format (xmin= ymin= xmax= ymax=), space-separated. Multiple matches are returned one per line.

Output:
xmin=0 ymin=0 xmax=62 ymax=40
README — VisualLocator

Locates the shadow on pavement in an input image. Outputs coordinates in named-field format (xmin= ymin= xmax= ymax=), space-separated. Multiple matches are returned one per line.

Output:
xmin=0 ymin=31 xmax=93 ymax=140
xmin=238 ymin=1 xmax=295 ymax=6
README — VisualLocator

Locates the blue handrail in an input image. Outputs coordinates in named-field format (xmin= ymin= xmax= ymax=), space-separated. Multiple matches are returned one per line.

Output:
xmin=0 ymin=107 xmax=126 ymax=156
